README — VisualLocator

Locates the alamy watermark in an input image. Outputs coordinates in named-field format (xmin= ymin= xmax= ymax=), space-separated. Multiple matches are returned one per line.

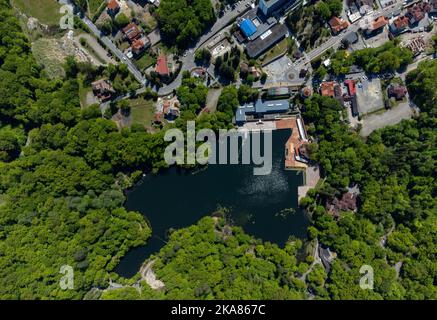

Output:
xmin=60 ymin=5 xmax=74 ymax=30
xmin=59 ymin=265 xmax=74 ymax=290
xmin=164 ymin=121 xmax=273 ymax=175
xmin=359 ymin=264 xmax=374 ymax=290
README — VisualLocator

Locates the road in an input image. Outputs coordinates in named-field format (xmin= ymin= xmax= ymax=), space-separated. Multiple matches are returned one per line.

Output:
xmin=293 ymin=4 xmax=405 ymax=70
xmin=64 ymin=0 xmax=146 ymax=84
xmin=155 ymin=0 xmax=253 ymax=95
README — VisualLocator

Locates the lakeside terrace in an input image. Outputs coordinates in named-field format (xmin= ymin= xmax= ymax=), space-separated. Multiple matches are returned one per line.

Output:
xmin=238 ymin=116 xmax=309 ymax=170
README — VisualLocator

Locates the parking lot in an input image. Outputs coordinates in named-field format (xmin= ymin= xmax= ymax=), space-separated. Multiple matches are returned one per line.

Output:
xmin=356 ymin=77 xmax=384 ymax=115
xmin=360 ymin=102 xmax=417 ymax=136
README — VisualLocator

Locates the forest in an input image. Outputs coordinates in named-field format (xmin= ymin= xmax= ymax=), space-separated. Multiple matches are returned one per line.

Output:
xmin=156 ymin=0 xmax=216 ymax=48
xmin=0 ymin=0 xmax=435 ymax=299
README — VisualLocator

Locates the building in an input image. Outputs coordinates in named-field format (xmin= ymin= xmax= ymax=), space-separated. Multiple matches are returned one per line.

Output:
xmin=155 ymin=54 xmax=169 ymax=77
xmin=363 ymin=16 xmax=389 ymax=37
xmin=329 ymin=16 xmax=350 ymax=34
xmin=406 ymin=3 xmax=427 ymax=25
xmin=91 ymin=79 xmax=115 ymax=102
xmin=107 ymin=0 xmax=120 ymax=16
xmin=300 ymin=87 xmax=312 ymax=99
xmin=388 ymin=84 xmax=407 ymax=100
xmin=258 ymin=0 xmax=295 ymax=16
xmin=389 ymin=15 xmax=410 ymax=35
xmin=235 ymin=99 xmax=290 ymax=124
xmin=131 ymin=38 xmax=150 ymax=55
xmin=239 ymin=19 xmax=258 ymax=38
xmin=327 ymin=192 xmax=358 ymax=219
xmin=342 ymin=31 xmax=359 ymax=44
xmin=318 ymin=246 xmax=337 ymax=273
xmin=320 ymin=81 xmax=337 ymax=97
xmin=163 ymin=100 xmax=180 ymax=121
xmin=245 ymin=23 xmax=288 ymax=58
xmin=122 ymin=23 xmax=142 ymax=43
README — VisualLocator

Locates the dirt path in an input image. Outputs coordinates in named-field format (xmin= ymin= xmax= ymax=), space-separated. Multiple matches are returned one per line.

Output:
xmin=140 ymin=260 xmax=165 ymax=290
xmin=201 ymin=87 xmax=222 ymax=115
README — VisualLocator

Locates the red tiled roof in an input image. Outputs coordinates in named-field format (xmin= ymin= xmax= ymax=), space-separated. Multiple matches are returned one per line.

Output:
xmin=107 ymin=0 xmax=120 ymax=10
xmin=131 ymin=39 xmax=144 ymax=51
xmin=320 ymin=82 xmax=336 ymax=97
xmin=393 ymin=16 xmax=409 ymax=29
xmin=123 ymin=23 xmax=141 ymax=42
xmin=344 ymin=79 xmax=356 ymax=96
xmin=329 ymin=16 xmax=350 ymax=33
xmin=155 ymin=54 xmax=169 ymax=76
xmin=372 ymin=16 xmax=388 ymax=30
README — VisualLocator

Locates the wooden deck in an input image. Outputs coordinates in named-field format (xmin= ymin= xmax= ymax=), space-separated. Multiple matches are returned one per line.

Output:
xmin=276 ymin=118 xmax=308 ymax=170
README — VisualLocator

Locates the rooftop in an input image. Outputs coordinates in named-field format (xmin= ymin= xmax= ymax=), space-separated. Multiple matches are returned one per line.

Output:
xmin=371 ymin=16 xmax=388 ymax=30
xmin=155 ymin=54 xmax=169 ymax=76
xmin=123 ymin=23 xmax=142 ymax=42
xmin=107 ymin=0 xmax=120 ymax=10
xmin=240 ymin=19 xmax=257 ymax=38
xmin=329 ymin=16 xmax=350 ymax=34
xmin=245 ymin=23 xmax=288 ymax=58
xmin=235 ymin=99 xmax=290 ymax=123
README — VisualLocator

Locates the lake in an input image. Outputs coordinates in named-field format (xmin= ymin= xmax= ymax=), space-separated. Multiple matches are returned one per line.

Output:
xmin=115 ymin=129 xmax=309 ymax=278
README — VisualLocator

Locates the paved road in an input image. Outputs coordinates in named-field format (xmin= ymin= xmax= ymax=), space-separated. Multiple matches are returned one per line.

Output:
xmin=293 ymin=4 xmax=405 ymax=70
xmin=155 ymin=0 xmax=253 ymax=95
xmin=64 ymin=0 xmax=146 ymax=84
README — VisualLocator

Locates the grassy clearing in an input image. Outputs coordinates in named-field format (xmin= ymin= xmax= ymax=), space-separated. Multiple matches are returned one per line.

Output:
xmin=129 ymin=98 xmax=156 ymax=130
xmin=32 ymin=38 xmax=66 ymax=79
xmin=88 ymin=0 xmax=106 ymax=17
xmin=134 ymin=53 xmax=156 ymax=71
xmin=142 ymin=10 xmax=158 ymax=30
xmin=13 ymin=0 xmax=61 ymax=26
xmin=78 ymin=74 xmax=93 ymax=108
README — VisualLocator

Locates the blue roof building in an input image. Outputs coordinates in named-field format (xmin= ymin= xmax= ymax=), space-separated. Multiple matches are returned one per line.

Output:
xmin=240 ymin=19 xmax=257 ymax=38
xmin=235 ymin=99 xmax=290 ymax=124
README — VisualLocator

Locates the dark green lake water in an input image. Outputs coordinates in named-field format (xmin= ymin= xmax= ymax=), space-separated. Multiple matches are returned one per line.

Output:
xmin=115 ymin=129 xmax=309 ymax=278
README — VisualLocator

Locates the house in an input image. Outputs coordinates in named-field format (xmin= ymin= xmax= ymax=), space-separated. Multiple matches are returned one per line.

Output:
xmin=107 ymin=0 xmax=120 ymax=16
xmin=320 ymin=81 xmax=336 ymax=97
xmin=122 ymin=23 xmax=142 ymax=43
xmin=91 ymin=79 xmax=115 ymax=102
xmin=406 ymin=4 xmax=426 ymax=25
xmin=131 ymin=38 xmax=149 ymax=55
xmin=318 ymin=246 xmax=337 ymax=273
xmin=387 ymin=84 xmax=407 ymax=100
xmin=389 ymin=16 xmax=410 ymax=35
xmin=327 ymin=192 xmax=358 ymax=219
xmin=329 ymin=16 xmax=350 ymax=34
xmin=155 ymin=54 xmax=170 ymax=77
xmin=163 ymin=100 xmax=180 ymax=121
xmin=364 ymin=16 xmax=388 ymax=37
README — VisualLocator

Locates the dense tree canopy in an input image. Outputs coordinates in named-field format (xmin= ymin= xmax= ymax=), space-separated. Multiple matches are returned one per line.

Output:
xmin=156 ymin=0 xmax=216 ymax=48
